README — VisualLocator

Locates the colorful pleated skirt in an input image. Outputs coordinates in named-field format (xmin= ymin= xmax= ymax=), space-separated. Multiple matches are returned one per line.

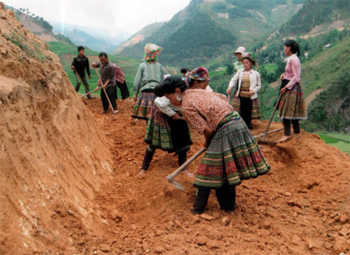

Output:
xmin=132 ymin=90 xmax=156 ymax=119
xmin=145 ymin=104 xmax=192 ymax=153
xmin=277 ymin=82 xmax=307 ymax=120
xmin=194 ymin=112 xmax=270 ymax=188
xmin=231 ymin=96 xmax=260 ymax=119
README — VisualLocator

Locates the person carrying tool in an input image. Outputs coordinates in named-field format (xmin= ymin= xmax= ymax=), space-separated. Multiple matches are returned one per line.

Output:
xmin=278 ymin=39 xmax=307 ymax=142
xmin=137 ymin=76 xmax=193 ymax=176
xmin=132 ymin=43 xmax=164 ymax=120
xmin=154 ymin=78 xmax=270 ymax=215
xmin=71 ymin=46 xmax=94 ymax=99
xmin=92 ymin=52 xmax=118 ymax=114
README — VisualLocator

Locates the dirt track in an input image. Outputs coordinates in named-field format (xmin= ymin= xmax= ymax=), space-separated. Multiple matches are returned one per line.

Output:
xmin=1 ymin=3 xmax=350 ymax=254
xmin=76 ymin=98 xmax=350 ymax=254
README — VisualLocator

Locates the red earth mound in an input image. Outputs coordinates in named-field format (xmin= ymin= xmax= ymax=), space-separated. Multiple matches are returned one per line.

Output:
xmin=1 ymin=2 xmax=350 ymax=254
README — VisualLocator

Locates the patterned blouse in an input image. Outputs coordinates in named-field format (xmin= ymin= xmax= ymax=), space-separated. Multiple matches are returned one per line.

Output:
xmin=182 ymin=89 xmax=233 ymax=133
xmin=239 ymin=72 xmax=251 ymax=98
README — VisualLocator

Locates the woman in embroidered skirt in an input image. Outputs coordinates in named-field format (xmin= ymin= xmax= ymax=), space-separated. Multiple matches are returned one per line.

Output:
xmin=132 ymin=43 xmax=164 ymax=120
xmin=227 ymin=54 xmax=261 ymax=129
xmin=278 ymin=39 xmax=307 ymax=142
xmin=138 ymin=76 xmax=193 ymax=176
xmin=155 ymin=78 xmax=270 ymax=214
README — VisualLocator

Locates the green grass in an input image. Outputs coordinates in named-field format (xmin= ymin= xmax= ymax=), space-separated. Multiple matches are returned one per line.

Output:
xmin=264 ymin=64 xmax=277 ymax=73
xmin=318 ymin=132 xmax=350 ymax=155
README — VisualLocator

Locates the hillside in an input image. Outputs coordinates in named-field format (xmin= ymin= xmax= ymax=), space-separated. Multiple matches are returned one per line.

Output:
xmin=0 ymin=3 xmax=114 ymax=253
xmin=1 ymin=2 xmax=350 ymax=254
xmin=51 ymin=22 xmax=131 ymax=53
xmin=4 ymin=4 xmax=141 ymax=97
xmin=117 ymin=0 xmax=305 ymax=67
xmin=115 ymin=21 xmax=166 ymax=54
xmin=279 ymin=0 xmax=350 ymax=37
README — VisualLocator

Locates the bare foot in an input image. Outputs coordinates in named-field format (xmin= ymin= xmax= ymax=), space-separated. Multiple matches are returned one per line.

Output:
xmin=278 ymin=135 xmax=291 ymax=143
xmin=113 ymin=110 xmax=119 ymax=114
xmin=100 ymin=110 xmax=107 ymax=114
xmin=183 ymin=170 xmax=194 ymax=177
xmin=137 ymin=169 xmax=146 ymax=176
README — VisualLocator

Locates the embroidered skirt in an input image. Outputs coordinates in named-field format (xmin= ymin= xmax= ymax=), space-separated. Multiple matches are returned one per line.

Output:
xmin=277 ymin=82 xmax=307 ymax=120
xmin=232 ymin=96 xmax=260 ymax=119
xmin=132 ymin=90 xmax=156 ymax=119
xmin=145 ymin=104 xmax=192 ymax=153
xmin=194 ymin=112 xmax=270 ymax=188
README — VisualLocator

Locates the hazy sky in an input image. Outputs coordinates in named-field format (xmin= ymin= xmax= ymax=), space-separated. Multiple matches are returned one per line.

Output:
xmin=5 ymin=0 xmax=191 ymax=34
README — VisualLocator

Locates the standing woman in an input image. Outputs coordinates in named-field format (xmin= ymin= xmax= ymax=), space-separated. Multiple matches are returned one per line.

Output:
xmin=155 ymin=79 xmax=270 ymax=215
xmin=226 ymin=54 xmax=261 ymax=129
xmin=132 ymin=43 xmax=164 ymax=120
xmin=278 ymin=39 xmax=307 ymax=142
xmin=138 ymin=77 xmax=192 ymax=176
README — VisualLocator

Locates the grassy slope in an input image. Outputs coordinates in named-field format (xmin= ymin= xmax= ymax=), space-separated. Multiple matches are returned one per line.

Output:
xmin=301 ymin=38 xmax=350 ymax=97
xmin=48 ymin=41 xmax=141 ymax=96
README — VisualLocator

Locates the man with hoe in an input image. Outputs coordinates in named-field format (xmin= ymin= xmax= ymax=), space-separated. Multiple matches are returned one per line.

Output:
xmin=71 ymin=46 xmax=94 ymax=99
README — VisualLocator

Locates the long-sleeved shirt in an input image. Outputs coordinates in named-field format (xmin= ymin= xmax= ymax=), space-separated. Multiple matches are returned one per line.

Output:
xmin=71 ymin=55 xmax=90 ymax=77
xmin=113 ymin=64 xmax=125 ymax=83
xmin=95 ymin=61 xmax=115 ymax=88
xmin=154 ymin=96 xmax=181 ymax=117
xmin=284 ymin=54 xmax=301 ymax=90
xmin=182 ymin=89 xmax=233 ymax=133
xmin=228 ymin=69 xmax=261 ymax=100
xmin=133 ymin=62 xmax=164 ymax=93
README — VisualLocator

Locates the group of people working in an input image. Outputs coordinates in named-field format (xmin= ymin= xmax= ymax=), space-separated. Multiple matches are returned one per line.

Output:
xmin=71 ymin=46 xmax=130 ymax=114
xmin=72 ymin=39 xmax=307 ymax=215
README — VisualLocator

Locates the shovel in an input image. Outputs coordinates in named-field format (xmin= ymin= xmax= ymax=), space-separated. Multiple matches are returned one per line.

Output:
xmin=94 ymin=67 xmax=116 ymax=118
xmin=257 ymin=93 xmax=283 ymax=146
xmin=167 ymin=147 xmax=207 ymax=190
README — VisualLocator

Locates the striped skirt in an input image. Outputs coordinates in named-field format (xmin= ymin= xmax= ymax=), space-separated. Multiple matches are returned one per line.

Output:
xmin=232 ymin=96 xmax=260 ymax=119
xmin=194 ymin=114 xmax=270 ymax=188
xmin=145 ymin=104 xmax=192 ymax=153
xmin=132 ymin=91 xmax=156 ymax=119
xmin=278 ymin=83 xmax=307 ymax=120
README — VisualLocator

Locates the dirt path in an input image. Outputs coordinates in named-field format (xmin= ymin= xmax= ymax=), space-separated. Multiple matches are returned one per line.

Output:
xmin=305 ymin=88 xmax=325 ymax=107
xmin=80 ymin=98 xmax=350 ymax=254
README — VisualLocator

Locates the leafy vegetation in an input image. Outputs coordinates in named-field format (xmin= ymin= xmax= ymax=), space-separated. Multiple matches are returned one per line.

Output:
xmin=279 ymin=0 xmax=350 ymax=35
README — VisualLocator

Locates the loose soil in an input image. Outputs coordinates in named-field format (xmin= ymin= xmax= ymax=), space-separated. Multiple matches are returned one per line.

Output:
xmin=1 ymin=3 xmax=350 ymax=254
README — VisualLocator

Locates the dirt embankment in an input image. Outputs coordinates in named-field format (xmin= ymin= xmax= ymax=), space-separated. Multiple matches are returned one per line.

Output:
xmin=0 ymin=3 xmax=113 ymax=254
xmin=0 ymin=1 xmax=350 ymax=254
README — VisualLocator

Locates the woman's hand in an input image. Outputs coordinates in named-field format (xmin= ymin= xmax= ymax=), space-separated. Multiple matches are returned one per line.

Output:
xmin=133 ymin=94 xmax=138 ymax=102
xmin=203 ymin=127 xmax=214 ymax=149
xmin=248 ymin=90 xmax=254 ymax=96
xmin=280 ymin=87 xmax=288 ymax=94
xmin=172 ymin=113 xmax=184 ymax=120
xmin=226 ymin=87 xmax=232 ymax=96
xmin=280 ymin=72 xmax=285 ymax=81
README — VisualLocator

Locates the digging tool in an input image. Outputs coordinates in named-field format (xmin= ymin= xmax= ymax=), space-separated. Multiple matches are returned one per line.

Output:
xmin=257 ymin=93 xmax=283 ymax=146
xmin=73 ymin=68 xmax=90 ymax=95
xmin=167 ymin=147 xmax=207 ymax=190
xmin=254 ymin=128 xmax=283 ymax=139
xmin=94 ymin=67 xmax=116 ymax=117
xmin=80 ymin=87 xmax=101 ymax=98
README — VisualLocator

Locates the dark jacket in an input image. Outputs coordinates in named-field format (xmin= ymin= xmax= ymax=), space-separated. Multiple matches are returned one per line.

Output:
xmin=72 ymin=55 xmax=91 ymax=77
